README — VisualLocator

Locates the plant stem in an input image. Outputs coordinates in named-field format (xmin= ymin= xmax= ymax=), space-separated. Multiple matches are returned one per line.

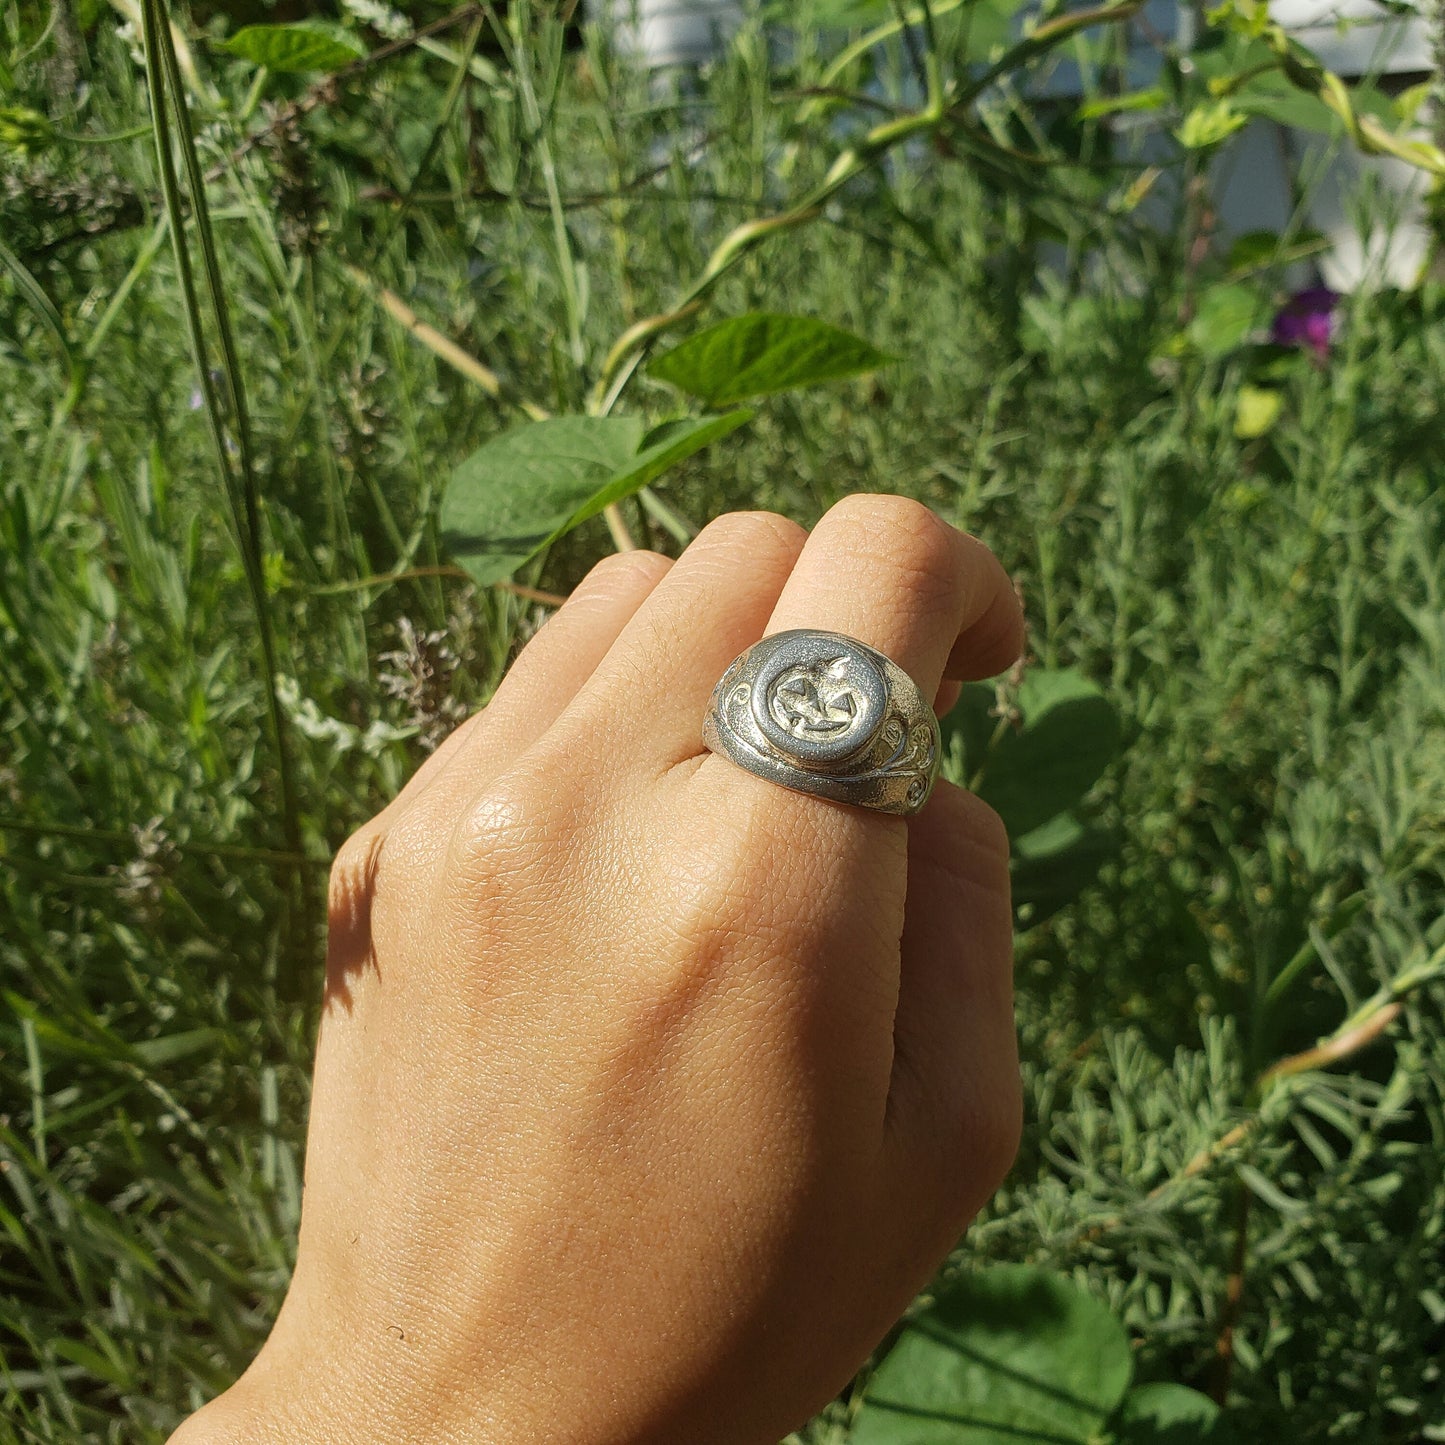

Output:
xmin=1260 ymin=891 xmax=1369 ymax=1020
xmin=1210 ymin=1182 xmax=1251 ymax=1404
xmin=307 ymin=568 xmax=567 ymax=608
xmin=588 ymin=1 xmax=1145 ymax=414
xmin=1428 ymin=0 xmax=1445 ymax=262
xmin=638 ymin=486 xmax=698 ymax=545
xmin=342 ymin=264 xmax=514 ymax=404
xmin=1055 ymin=955 xmax=1438 ymax=1254
xmin=602 ymin=505 xmax=638 ymax=552
xmin=140 ymin=0 xmax=304 ymax=890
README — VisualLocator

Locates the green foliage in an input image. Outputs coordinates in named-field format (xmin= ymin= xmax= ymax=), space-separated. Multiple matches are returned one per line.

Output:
xmin=648 ymin=314 xmax=894 ymax=409
xmin=441 ymin=411 xmax=750 ymax=587
xmin=945 ymin=670 xmax=1121 ymax=924
xmin=1232 ymin=384 xmax=1281 ymax=439
xmin=217 ymin=22 xmax=367 ymax=74
xmin=0 ymin=103 xmax=54 ymax=154
xmin=854 ymin=1265 xmax=1135 ymax=1443
xmin=950 ymin=670 xmax=1118 ymax=839
xmin=1187 ymin=285 xmax=1268 ymax=359
xmin=440 ymin=310 xmax=882 ymax=589
xmin=853 ymin=1266 xmax=1224 ymax=1443
xmin=1175 ymin=101 xmax=1247 ymax=152
xmin=1113 ymin=1384 xmax=1227 ymax=1443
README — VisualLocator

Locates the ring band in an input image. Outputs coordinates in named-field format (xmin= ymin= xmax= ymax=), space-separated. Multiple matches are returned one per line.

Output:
xmin=701 ymin=629 xmax=941 ymax=816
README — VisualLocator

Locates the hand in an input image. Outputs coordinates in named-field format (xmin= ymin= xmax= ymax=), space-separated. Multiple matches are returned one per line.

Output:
xmin=173 ymin=494 xmax=1026 ymax=1445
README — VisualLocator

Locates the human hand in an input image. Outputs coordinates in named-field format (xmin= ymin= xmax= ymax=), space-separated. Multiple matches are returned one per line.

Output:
xmin=172 ymin=494 xmax=1025 ymax=1445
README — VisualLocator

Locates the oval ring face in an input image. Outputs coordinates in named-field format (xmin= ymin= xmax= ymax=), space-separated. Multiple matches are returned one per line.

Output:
xmin=750 ymin=632 xmax=888 ymax=769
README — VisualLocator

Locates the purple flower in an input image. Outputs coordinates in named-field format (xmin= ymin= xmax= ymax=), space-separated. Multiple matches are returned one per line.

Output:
xmin=1271 ymin=286 xmax=1340 ymax=361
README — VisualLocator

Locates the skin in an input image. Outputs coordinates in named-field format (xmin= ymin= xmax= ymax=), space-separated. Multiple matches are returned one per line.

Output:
xmin=171 ymin=494 xmax=1026 ymax=1445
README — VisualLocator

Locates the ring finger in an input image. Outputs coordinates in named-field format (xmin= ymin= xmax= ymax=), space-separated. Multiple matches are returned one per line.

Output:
xmin=550 ymin=495 xmax=1021 ymax=783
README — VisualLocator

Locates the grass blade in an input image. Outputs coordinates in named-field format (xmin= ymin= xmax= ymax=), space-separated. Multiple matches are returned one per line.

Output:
xmin=139 ymin=0 xmax=304 ymax=885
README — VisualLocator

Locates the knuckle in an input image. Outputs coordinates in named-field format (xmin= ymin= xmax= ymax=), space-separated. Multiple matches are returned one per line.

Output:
xmin=820 ymin=495 xmax=962 ymax=611
xmin=916 ymin=1073 xmax=1022 ymax=1244
xmin=450 ymin=767 xmax=548 ymax=864
xmin=825 ymin=492 xmax=951 ymax=550
xmin=693 ymin=509 xmax=807 ymax=561
xmin=328 ymin=827 xmax=384 ymax=915
xmin=379 ymin=805 xmax=448 ymax=879
xmin=327 ymin=809 xmax=446 ymax=942
xmin=576 ymin=547 xmax=672 ymax=599
xmin=973 ymin=1073 xmax=1024 ymax=1186
xmin=657 ymin=794 xmax=788 ymax=953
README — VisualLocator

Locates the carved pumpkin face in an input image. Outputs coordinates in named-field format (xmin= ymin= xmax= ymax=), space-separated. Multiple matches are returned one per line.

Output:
xmin=751 ymin=634 xmax=886 ymax=769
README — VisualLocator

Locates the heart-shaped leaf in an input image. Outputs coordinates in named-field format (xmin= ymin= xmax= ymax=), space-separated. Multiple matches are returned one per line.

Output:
xmin=1111 ymin=1382 xmax=1229 ymax=1443
xmin=555 ymin=410 xmax=753 ymax=537
xmin=1011 ymin=810 xmax=1121 ymax=926
xmin=944 ymin=669 xmax=1121 ymax=923
xmin=648 ymin=313 xmax=892 ymax=407
xmin=219 ymin=21 xmax=366 ymax=73
xmin=1188 ymin=284 xmax=1266 ymax=359
xmin=442 ymin=416 xmax=644 ymax=587
xmin=852 ymin=1265 xmax=1134 ymax=1444
xmin=441 ymin=412 xmax=750 ymax=588
xmin=947 ymin=668 xmax=1119 ymax=839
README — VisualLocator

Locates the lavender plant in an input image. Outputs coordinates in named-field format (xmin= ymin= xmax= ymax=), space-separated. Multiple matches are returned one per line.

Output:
xmin=1 ymin=3 xmax=1443 ymax=1442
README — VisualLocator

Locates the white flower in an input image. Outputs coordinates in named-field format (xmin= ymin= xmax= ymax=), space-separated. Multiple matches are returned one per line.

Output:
xmin=340 ymin=0 xmax=411 ymax=40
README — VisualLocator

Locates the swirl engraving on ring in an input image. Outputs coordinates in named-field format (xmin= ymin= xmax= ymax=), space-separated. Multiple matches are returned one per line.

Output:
xmin=703 ymin=630 xmax=941 ymax=815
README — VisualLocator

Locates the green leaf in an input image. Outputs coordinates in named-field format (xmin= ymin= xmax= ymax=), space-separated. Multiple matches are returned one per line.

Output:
xmin=219 ymin=21 xmax=366 ymax=73
xmin=1236 ymin=77 xmax=1391 ymax=136
xmin=1188 ymin=284 xmax=1265 ymax=358
xmin=947 ymin=668 xmax=1119 ymax=838
xmin=548 ymin=410 xmax=754 ymax=540
xmin=1224 ymin=228 xmax=1326 ymax=277
xmin=946 ymin=0 xmax=1029 ymax=54
xmin=1237 ymin=1162 xmax=1306 ymax=1215
xmin=1111 ymin=1382 xmax=1228 ymax=1443
xmin=1079 ymin=87 xmax=1167 ymax=120
xmin=130 ymin=1028 xmax=225 ymax=1067
xmin=51 ymin=1338 xmax=131 ymax=1390
xmin=1394 ymin=81 xmax=1433 ymax=127
xmin=1175 ymin=100 xmax=1246 ymax=150
xmin=1234 ymin=384 xmax=1281 ymax=440
xmin=0 ymin=236 xmax=73 ymax=377
xmin=441 ymin=412 xmax=751 ymax=588
xmin=852 ymin=1265 xmax=1134 ymax=1444
xmin=648 ymin=313 xmax=892 ymax=407
xmin=944 ymin=669 xmax=1121 ymax=922
xmin=1187 ymin=34 xmax=1396 ymax=136
xmin=443 ymin=417 xmax=644 ymax=587
xmin=1224 ymin=230 xmax=1281 ymax=273
xmin=0 ymin=104 xmax=56 ymax=154
xmin=1011 ymin=810 xmax=1121 ymax=925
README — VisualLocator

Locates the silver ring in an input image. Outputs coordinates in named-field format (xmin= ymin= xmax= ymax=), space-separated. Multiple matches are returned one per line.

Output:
xmin=701 ymin=630 xmax=940 ymax=817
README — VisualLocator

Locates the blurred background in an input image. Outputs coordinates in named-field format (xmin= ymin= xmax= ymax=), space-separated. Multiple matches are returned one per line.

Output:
xmin=2 ymin=1 xmax=1443 ymax=1440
